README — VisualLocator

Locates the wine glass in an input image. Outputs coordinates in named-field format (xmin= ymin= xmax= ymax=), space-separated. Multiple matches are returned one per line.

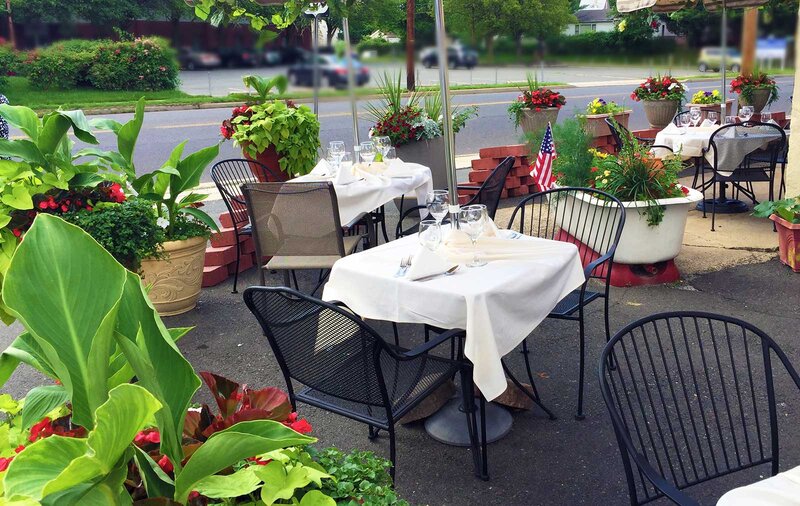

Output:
xmin=426 ymin=190 xmax=449 ymax=225
xmin=338 ymin=152 xmax=353 ymax=176
xmin=739 ymin=105 xmax=753 ymax=122
xmin=374 ymin=136 xmax=391 ymax=158
xmin=359 ymin=141 xmax=376 ymax=166
xmin=679 ymin=113 xmax=691 ymax=134
xmin=328 ymin=141 xmax=345 ymax=172
xmin=761 ymin=111 xmax=773 ymax=124
xmin=418 ymin=220 xmax=442 ymax=251
xmin=689 ymin=107 xmax=702 ymax=127
xmin=383 ymin=147 xmax=397 ymax=165
xmin=458 ymin=204 xmax=487 ymax=268
xmin=707 ymin=111 xmax=718 ymax=125
xmin=725 ymin=116 xmax=737 ymax=125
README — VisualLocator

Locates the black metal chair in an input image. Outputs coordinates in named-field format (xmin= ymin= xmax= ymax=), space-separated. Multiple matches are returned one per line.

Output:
xmin=505 ymin=187 xmax=625 ymax=419
xmin=745 ymin=118 xmax=790 ymax=201
xmin=211 ymin=159 xmax=284 ymax=293
xmin=701 ymin=121 xmax=787 ymax=231
xmin=395 ymin=156 xmax=515 ymax=238
xmin=605 ymin=118 xmax=657 ymax=152
xmin=243 ymin=286 xmax=480 ymax=480
xmin=600 ymin=311 xmax=800 ymax=506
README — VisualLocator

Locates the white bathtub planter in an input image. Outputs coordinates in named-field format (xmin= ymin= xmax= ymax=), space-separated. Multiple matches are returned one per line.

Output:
xmin=553 ymin=186 xmax=703 ymax=286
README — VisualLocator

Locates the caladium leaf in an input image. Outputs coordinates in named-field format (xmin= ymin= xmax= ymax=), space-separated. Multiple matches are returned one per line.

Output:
xmin=199 ymin=372 xmax=242 ymax=419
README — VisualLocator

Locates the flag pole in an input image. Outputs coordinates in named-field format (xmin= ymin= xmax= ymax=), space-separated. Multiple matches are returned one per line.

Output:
xmin=432 ymin=0 xmax=459 ymax=222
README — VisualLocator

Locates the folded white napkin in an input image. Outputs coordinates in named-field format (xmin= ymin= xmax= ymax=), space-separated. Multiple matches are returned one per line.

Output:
xmin=384 ymin=160 xmax=420 ymax=178
xmin=405 ymin=246 xmax=453 ymax=281
xmin=661 ymin=123 xmax=681 ymax=135
xmin=700 ymin=119 xmax=716 ymax=127
xmin=310 ymin=158 xmax=333 ymax=176
xmin=334 ymin=161 xmax=359 ymax=185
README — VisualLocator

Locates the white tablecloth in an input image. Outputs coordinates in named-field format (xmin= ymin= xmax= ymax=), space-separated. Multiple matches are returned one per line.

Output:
xmin=291 ymin=162 xmax=433 ymax=225
xmin=717 ymin=465 xmax=800 ymax=505
xmin=322 ymin=230 xmax=586 ymax=401
xmin=654 ymin=125 xmax=784 ymax=176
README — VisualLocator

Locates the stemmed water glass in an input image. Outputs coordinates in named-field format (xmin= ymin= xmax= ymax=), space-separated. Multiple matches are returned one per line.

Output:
xmin=426 ymin=190 xmax=449 ymax=225
xmin=707 ymin=111 xmax=718 ymax=125
xmin=339 ymin=152 xmax=353 ymax=176
xmin=418 ymin=220 xmax=442 ymax=252
xmin=761 ymin=111 xmax=773 ymax=124
xmin=374 ymin=136 xmax=391 ymax=160
xmin=328 ymin=141 xmax=345 ymax=172
xmin=458 ymin=204 xmax=487 ymax=268
xmin=383 ymin=147 xmax=397 ymax=165
xmin=359 ymin=141 xmax=376 ymax=166
xmin=725 ymin=116 xmax=737 ymax=125
xmin=689 ymin=107 xmax=702 ymax=127
xmin=739 ymin=106 xmax=753 ymax=123
xmin=679 ymin=113 xmax=691 ymax=134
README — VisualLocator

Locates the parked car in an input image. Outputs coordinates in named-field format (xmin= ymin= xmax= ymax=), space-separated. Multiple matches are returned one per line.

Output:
xmin=178 ymin=48 xmax=222 ymax=70
xmin=287 ymin=54 xmax=370 ymax=88
xmin=420 ymin=45 xmax=478 ymax=69
xmin=697 ymin=47 xmax=742 ymax=72
xmin=264 ymin=46 xmax=307 ymax=66
xmin=219 ymin=47 xmax=259 ymax=68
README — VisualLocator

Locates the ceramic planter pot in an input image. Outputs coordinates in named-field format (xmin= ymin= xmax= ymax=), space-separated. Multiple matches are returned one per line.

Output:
xmin=396 ymin=136 xmax=447 ymax=189
xmin=738 ymin=88 xmax=772 ymax=114
xmin=582 ymin=110 xmax=632 ymax=138
xmin=688 ymin=100 xmax=734 ymax=119
xmin=554 ymin=187 xmax=703 ymax=265
xmin=769 ymin=214 xmax=800 ymax=272
xmin=242 ymin=144 xmax=290 ymax=182
xmin=140 ymin=235 xmax=208 ymax=316
xmin=518 ymin=108 xmax=560 ymax=137
xmin=641 ymin=99 xmax=680 ymax=129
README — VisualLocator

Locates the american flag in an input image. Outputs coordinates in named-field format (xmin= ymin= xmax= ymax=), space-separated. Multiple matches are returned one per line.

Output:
xmin=530 ymin=122 xmax=557 ymax=191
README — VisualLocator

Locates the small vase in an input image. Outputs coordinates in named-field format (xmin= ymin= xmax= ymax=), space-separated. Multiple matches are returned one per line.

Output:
xmin=641 ymin=99 xmax=680 ymax=129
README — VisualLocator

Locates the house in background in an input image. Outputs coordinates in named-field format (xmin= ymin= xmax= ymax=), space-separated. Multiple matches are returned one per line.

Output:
xmin=564 ymin=0 xmax=616 ymax=35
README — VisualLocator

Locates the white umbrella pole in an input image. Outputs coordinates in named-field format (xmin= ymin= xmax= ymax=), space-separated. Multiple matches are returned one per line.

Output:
xmin=342 ymin=17 xmax=360 ymax=147
xmin=432 ymin=0 xmax=459 ymax=218
xmin=721 ymin=1 xmax=728 ymax=116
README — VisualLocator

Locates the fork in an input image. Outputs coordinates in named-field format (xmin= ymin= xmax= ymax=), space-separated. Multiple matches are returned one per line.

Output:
xmin=394 ymin=255 xmax=410 ymax=277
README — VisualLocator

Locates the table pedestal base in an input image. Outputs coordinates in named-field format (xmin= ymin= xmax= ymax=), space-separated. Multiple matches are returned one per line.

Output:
xmin=696 ymin=198 xmax=750 ymax=214
xmin=424 ymin=398 xmax=512 ymax=447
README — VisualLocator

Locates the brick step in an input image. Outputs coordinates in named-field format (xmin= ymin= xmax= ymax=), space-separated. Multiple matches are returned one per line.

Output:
xmin=479 ymin=144 xmax=527 ymax=159
xmin=210 ymin=227 xmax=249 ymax=248
xmin=227 ymin=253 xmax=255 ymax=274
xmin=204 ymin=245 xmax=238 ymax=267
xmin=202 ymin=265 xmax=229 ymax=287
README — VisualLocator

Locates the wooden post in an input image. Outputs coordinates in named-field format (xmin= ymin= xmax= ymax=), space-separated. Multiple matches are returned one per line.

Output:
xmin=740 ymin=7 xmax=758 ymax=76
xmin=406 ymin=0 xmax=415 ymax=91
xmin=786 ymin=9 xmax=800 ymax=198
xmin=5 ymin=0 xmax=15 ymax=49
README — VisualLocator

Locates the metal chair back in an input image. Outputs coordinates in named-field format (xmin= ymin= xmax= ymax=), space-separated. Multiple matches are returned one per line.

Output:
xmin=243 ymin=286 xmax=394 ymax=408
xmin=706 ymin=121 xmax=787 ymax=176
xmin=464 ymin=156 xmax=515 ymax=220
xmin=242 ymin=181 xmax=347 ymax=260
xmin=211 ymin=159 xmax=281 ymax=228
xmin=600 ymin=311 xmax=800 ymax=506
xmin=506 ymin=187 xmax=625 ymax=281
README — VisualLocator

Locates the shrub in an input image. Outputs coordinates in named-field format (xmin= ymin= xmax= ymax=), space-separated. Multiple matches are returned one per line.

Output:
xmin=356 ymin=38 xmax=401 ymax=56
xmin=24 ymin=48 xmax=93 ymax=90
xmin=89 ymin=37 xmax=179 ymax=91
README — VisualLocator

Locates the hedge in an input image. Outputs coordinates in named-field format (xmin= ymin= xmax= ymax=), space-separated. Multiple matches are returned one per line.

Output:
xmin=0 ymin=44 xmax=20 ymax=88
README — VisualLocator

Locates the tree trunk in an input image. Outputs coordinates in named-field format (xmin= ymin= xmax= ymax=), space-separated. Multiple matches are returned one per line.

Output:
xmin=486 ymin=34 xmax=495 ymax=63
xmin=170 ymin=16 xmax=181 ymax=47
xmin=515 ymin=33 xmax=523 ymax=58
xmin=326 ymin=22 xmax=336 ymax=46
xmin=406 ymin=0 xmax=416 ymax=91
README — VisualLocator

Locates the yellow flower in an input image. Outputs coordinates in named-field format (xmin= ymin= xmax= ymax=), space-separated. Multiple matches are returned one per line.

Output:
xmin=602 ymin=178 xmax=608 ymax=184
xmin=604 ymin=170 xmax=611 ymax=176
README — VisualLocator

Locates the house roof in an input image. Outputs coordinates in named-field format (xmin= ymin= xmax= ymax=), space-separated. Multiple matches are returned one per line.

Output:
xmin=576 ymin=9 xmax=614 ymax=23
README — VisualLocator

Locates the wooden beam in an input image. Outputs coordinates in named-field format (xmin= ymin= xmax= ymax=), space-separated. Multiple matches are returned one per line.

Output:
xmin=406 ymin=0 xmax=416 ymax=91
xmin=786 ymin=9 xmax=799 ymax=198
xmin=740 ymin=7 xmax=758 ymax=76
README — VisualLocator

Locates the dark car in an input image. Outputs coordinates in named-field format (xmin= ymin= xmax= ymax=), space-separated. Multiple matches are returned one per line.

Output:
xmin=218 ymin=47 xmax=259 ymax=68
xmin=287 ymin=54 xmax=369 ymax=88
xmin=264 ymin=46 xmax=307 ymax=66
xmin=420 ymin=45 xmax=478 ymax=69
xmin=178 ymin=48 xmax=222 ymax=70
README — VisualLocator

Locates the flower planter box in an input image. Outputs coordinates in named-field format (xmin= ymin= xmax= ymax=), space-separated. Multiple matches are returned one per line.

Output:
xmin=396 ymin=136 xmax=447 ymax=189
xmin=641 ymin=99 xmax=680 ymax=129
xmin=519 ymin=108 xmax=560 ymax=137
xmin=687 ymin=99 xmax=734 ymax=119
xmin=581 ymin=110 xmax=632 ymax=138
xmin=554 ymin=186 xmax=703 ymax=265
xmin=769 ymin=214 xmax=800 ymax=272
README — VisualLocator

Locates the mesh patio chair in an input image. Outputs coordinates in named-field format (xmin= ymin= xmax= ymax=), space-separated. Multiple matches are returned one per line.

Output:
xmin=211 ymin=159 xmax=285 ymax=293
xmin=395 ymin=156 xmax=515 ymax=238
xmin=701 ymin=121 xmax=786 ymax=231
xmin=600 ymin=312 xmax=800 ymax=506
xmin=243 ymin=286 xmax=480 ymax=480
xmin=241 ymin=181 xmax=363 ymax=295
xmin=744 ymin=118 xmax=790 ymax=201
xmin=505 ymin=187 xmax=625 ymax=419
xmin=605 ymin=118 xmax=658 ymax=152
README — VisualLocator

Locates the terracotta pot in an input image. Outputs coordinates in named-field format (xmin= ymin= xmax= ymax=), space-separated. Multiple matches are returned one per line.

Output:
xmin=641 ymin=99 xmax=680 ymax=129
xmin=688 ymin=100 xmax=734 ymax=119
xmin=738 ymin=88 xmax=772 ymax=114
xmin=242 ymin=144 xmax=289 ymax=182
xmin=518 ymin=108 xmax=560 ymax=137
xmin=140 ymin=236 xmax=208 ymax=316
xmin=582 ymin=110 xmax=632 ymax=138
xmin=769 ymin=214 xmax=800 ymax=272
xmin=395 ymin=136 xmax=448 ymax=189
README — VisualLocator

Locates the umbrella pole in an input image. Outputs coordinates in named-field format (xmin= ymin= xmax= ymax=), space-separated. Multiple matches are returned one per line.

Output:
xmin=312 ymin=15 xmax=320 ymax=115
xmin=342 ymin=17 xmax=360 ymax=147
xmin=432 ymin=0 xmax=459 ymax=220
xmin=721 ymin=1 xmax=728 ymax=116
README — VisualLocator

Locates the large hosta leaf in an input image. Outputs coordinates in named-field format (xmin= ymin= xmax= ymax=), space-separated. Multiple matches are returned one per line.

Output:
xmin=192 ymin=466 xmax=261 ymax=499
xmin=173 ymin=420 xmax=315 ymax=504
xmin=3 ymin=384 xmax=160 ymax=502
xmin=2 ymin=215 xmax=127 ymax=428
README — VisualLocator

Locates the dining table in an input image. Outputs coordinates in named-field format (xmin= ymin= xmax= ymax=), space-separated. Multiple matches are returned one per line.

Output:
xmin=717 ymin=465 xmax=800 ymax=505
xmin=653 ymin=123 xmax=787 ymax=213
xmin=322 ymin=224 xmax=586 ymax=474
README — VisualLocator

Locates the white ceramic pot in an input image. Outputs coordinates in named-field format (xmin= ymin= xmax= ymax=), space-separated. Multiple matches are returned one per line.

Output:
xmin=555 ymin=187 xmax=703 ymax=265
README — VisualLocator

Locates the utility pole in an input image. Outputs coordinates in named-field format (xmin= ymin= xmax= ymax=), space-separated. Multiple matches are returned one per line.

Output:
xmin=5 ymin=0 xmax=15 ymax=49
xmin=740 ymin=7 xmax=758 ymax=76
xmin=406 ymin=0 xmax=415 ymax=91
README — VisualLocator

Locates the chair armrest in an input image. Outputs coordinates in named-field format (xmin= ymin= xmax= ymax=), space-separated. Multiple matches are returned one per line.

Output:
xmin=650 ymin=144 xmax=673 ymax=153
xmin=584 ymin=252 xmax=613 ymax=280
xmin=399 ymin=328 xmax=464 ymax=360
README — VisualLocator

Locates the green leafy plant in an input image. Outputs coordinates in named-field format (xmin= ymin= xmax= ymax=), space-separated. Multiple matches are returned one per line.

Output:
xmin=316 ymin=448 xmax=409 ymax=506
xmin=630 ymin=75 xmax=686 ymax=102
xmin=690 ymin=89 xmax=722 ymax=105
xmin=62 ymin=198 xmax=165 ymax=272
xmin=223 ymin=74 xmax=320 ymax=177
xmin=585 ymin=98 xmax=625 ymax=115
xmin=753 ymin=197 xmax=800 ymax=224
xmin=534 ymin=117 xmax=595 ymax=188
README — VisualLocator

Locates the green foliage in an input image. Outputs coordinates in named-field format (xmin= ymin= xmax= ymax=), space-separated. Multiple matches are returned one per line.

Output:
xmin=546 ymin=31 xmax=675 ymax=57
xmin=243 ymin=74 xmax=288 ymax=103
xmin=356 ymin=38 xmax=401 ymax=56
xmin=316 ymin=447 xmax=408 ymax=506
xmin=62 ymin=198 xmax=165 ymax=272
xmin=753 ymin=196 xmax=800 ymax=224
xmin=89 ymin=37 xmax=179 ymax=92
xmin=542 ymin=117 xmax=594 ymax=188
xmin=0 ymin=44 xmax=21 ymax=88
xmin=24 ymin=49 xmax=92 ymax=90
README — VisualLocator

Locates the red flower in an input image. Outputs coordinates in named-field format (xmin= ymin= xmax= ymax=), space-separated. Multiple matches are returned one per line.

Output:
xmin=246 ymin=456 xmax=272 ymax=466
xmin=38 ymin=201 xmax=48 ymax=210
xmin=288 ymin=419 xmax=312 ymax=434
xmin=157 ymin=455 xmax=174 ymax=474
xmin=680 ymin=186 xmax=689 ymax=195
xmin=12 ymin=229 xmax=21 ymax=238
xmin=134 ymin=429 xmax=161 ymax=446
xmin=29 ymin=417 xmax=54 ymax=442
xmin=0 ymin=457 xmax=12 ymax=472
xmin=590 ymin=167 xmax=598 ymax=173
xmin=14 ymin=445 xmax=25 ymax=454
